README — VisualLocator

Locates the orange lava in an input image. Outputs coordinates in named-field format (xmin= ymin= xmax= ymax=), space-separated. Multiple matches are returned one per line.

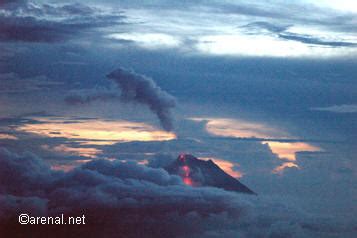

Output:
xmin=182 ymin=165 xmax=190 ymax=177
xmin=180 ymin=161 xmax=193 ymax=186
xmin=183 ymin=177 xmax=193 ymax=186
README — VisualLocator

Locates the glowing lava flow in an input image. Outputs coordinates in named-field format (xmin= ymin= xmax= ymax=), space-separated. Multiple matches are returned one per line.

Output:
xmin=179 ymin=154 xmax=193 ymax=186
xmin=181 ymin=165 xmax=193 ymax=186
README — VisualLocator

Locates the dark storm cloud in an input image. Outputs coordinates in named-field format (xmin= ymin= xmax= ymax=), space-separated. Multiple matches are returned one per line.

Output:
xmin=0 ymin=1 xmax=125 ymax=43
xmin=107 ymin=67 xmax=176 ymax=131
xmin=0 ymin=147 xmax=354 ymax=238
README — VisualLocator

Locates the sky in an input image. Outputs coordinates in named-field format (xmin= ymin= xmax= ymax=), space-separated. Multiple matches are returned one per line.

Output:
xmin=0 ymin=0 xmax=356 ymax=237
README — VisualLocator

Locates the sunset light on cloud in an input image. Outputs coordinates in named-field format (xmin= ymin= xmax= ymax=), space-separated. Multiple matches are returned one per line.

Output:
xmin=42 ymin=144 xmax=101 ymax=158
xmin=50 ymin=159 xmax=92 ymax=172
xmin=264 ymin=141 xmax=321 ymax=161
xmin=190 ymin=117 xmax=288 ymax=139
xmin=272 ymin=162 xmax=300 ymax=174
xmin=192 ymin=117 xmax=322 ymax=167
xmin=16 ymin=117 xmax=176 ymax=145
xmin=0 ymin=133 xmax=17 ymax=140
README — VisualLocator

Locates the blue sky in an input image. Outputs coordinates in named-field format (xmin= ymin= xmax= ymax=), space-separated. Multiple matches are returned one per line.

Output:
xmin=0 ymin=1 xmax=356 ymax=237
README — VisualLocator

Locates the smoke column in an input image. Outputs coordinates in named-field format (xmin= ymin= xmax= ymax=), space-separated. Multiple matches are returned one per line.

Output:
xmin=107 ymin=67 xmax=176 ymax=131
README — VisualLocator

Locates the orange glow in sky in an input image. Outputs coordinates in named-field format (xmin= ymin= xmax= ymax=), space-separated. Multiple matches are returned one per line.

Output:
xmin=191 ymin=117 xmax=322 ymax=162
xmin=264 ymin=141 xmax=321 ymax=161
xmin=51 ymin=159 xmax=92 ymax=172
xmin=190 ymin=117 xmax=288 ymax=139
xmin=42 ymin=144 xmax=101 ymax=158
xmin=51 ymin=164 xmax=76 ymax=172
xmin=273 ymin=162 xmax=299 ymax=174
xmin=192 ymin=117 xmax=322 ymax=173
xmin=0 ymin=133 xmax=18 ymax=140
xmin=17 ymin=117 xmax=176 ymax=145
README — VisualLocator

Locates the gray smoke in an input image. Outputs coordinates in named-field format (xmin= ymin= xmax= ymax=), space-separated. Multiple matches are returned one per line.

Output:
xmin=107 ymin=67 xmax=176 ymax=131
xmin=65 ymin=68 xmax=176 ymax=131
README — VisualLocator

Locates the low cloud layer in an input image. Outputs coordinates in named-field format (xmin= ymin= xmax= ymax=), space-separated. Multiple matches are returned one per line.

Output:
xmin=0 ymin=148 xmax=355 ymax=238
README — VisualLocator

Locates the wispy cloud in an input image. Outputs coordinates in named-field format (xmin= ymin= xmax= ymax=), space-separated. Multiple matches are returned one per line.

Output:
xmin=312 ymin=104 xmax=357 ymax=113
xmin=0 ymin=73 xmax=63 ymax=93
xmin=102 ymin=1 xmax=357 ymax=57
xmin=242 ymin=21 xmax=357 ymax=47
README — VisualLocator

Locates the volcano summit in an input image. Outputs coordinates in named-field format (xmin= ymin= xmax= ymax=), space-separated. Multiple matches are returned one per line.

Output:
xmin=165 ymin=154 xmax=256 ymax=195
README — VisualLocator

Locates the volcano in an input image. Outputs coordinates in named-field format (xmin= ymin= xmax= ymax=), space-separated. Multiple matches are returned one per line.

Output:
xmin=165 ymin=154 xmax=256 ymax=195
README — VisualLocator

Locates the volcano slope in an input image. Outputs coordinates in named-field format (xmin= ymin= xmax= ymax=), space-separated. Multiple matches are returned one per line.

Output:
xmin=165 ymin=154 xmax=256 ymax=195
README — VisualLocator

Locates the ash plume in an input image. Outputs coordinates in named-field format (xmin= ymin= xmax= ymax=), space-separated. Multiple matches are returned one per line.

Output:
xmin=65 ymin=68 xmax=176 ymax=131
xmin=107 ymin=67 xmax=176 ymax=131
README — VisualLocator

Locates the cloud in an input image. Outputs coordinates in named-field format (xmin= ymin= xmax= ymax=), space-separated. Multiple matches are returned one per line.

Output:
xmin=0 ymin=147 xmax=354 ymax=238
xmin=15 ymin=116 xmax=176 ymax=145
xmin=312 ymin=104 xmax=357 ymax=113
xmin=64 ymin=88 xmax=120 ymax=105
xmin=214 ymin=1 xmax=357 ymax=32
xmin=0 ymin=133 xmax=17 ymax=140
xmin=0 ymin=72 xmax=63 ymax=93
xmin=277 ymin=32 xmax=357 ymax=47
xmin=241 ymin=21 xmax=357 ymax=48
xmin=107 ymin=33 xmax=182 ymax=49
xmin=102 ymin=2 xmax=357 ymax=57
xmin=242 ymin=21 xmax=291 ymax=33
xmin=107 ymin=67 xmax=176 ymax=131
xmin=0 ymin=0 xmax=25 ymax=7
xmin=189 ymin=117 xmax=289 ymax=139
xmin=0 ymin=1 xmax=125 ymax=43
